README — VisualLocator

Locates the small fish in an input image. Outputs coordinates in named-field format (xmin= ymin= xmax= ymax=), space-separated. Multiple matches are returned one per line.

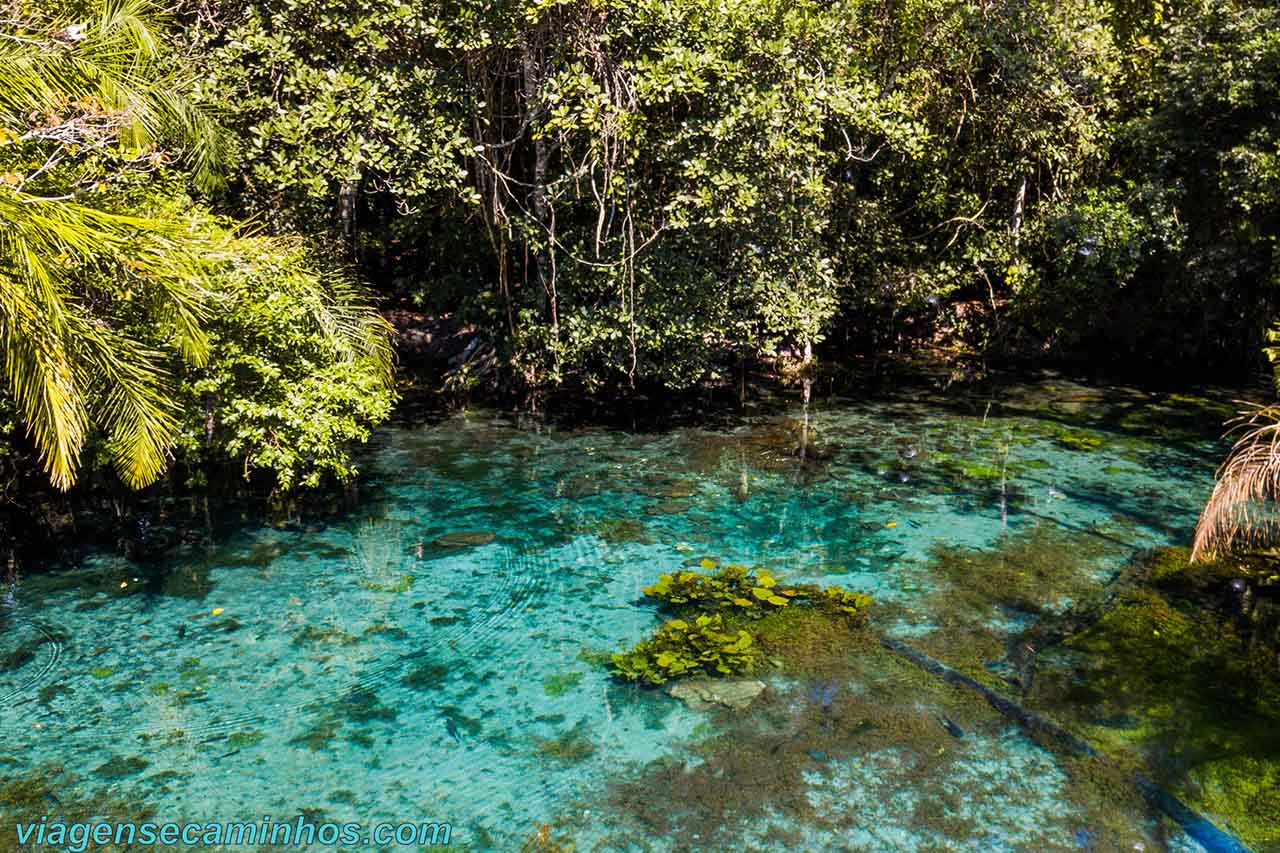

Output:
xmin=444 ymin=718 xmax=461 ymax=743
xmin=176 ymin=625 xmax=187 ymax=640
xmin=805 ymin=749 xmax=829 ymax=763
xmin=42 ymin=791 xmax=60 ymax=806
xmin=939 ymin=716 xmax=965 ymax=739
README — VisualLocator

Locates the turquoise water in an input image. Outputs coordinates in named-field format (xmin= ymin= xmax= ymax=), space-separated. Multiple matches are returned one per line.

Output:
xmin=0 ymin=379 xmax=1231 ymax=851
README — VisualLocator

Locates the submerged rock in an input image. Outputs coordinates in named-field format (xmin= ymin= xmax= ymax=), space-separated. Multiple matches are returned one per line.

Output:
xmin=669 ymin=679 xmax=766 ymax=711
xmin=431 ymin=531 xmax=496 ymax=548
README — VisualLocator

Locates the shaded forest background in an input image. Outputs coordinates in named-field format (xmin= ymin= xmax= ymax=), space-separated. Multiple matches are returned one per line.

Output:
xmin=0 ymin=0 xmax=1278 ymax=503
xmin=193 ymin=0 xmax=1279 ymax=388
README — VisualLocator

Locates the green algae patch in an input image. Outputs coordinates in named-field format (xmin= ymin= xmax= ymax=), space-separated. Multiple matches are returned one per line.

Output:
xmin=542 ymin=670 xmax=584 ymax=697
xmin=921 ymin=521 xmax=1125 ymax=620
xmin=92 ymin=755 xmax=150 ymax=781
xmin=1023 ymin=549 xmax=1280 ymax=850
xmin=531 ymin=718 xmax=597 ymax=764
xmin=599 ymin=637 xmax=1103 ymax=851
xmin=0 ymin=762 xmax=159 ymax=832
xmin=1189 ymin=755 xmax=1280 ymax=849
xmin=1052 ymin=428 xmax=1106 ymax=452
xmin=609 ymin=564 xmax=871 ymax=685
xmin=593 ymin=517 xmax=652 ymax=544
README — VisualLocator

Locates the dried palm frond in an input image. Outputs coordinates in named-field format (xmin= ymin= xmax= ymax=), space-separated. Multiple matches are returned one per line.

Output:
xmin=1191 ymin=402 xmax=1280 ymax=561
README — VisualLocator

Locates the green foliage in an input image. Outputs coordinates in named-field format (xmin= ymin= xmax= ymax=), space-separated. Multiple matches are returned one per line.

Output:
xmin=612 ymin=564 xmax=871 ymax=685
xmin=611 ymin=613 xmax=758 ymax=685
xmin=171 ymin=236 xmax=396 ymax=490
xmin=0 ymin=0 xmax=229 ymax=488
xmin=642 ymin=564 xmax=871 ymax=618
xmin=190 ymin=0 xmax=1277 ymax=389
xmin=0 ymin=0 xmax=396 ymax=494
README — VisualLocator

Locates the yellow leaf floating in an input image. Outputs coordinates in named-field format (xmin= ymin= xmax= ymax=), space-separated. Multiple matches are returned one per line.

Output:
xmin=211 ymin=608 xmax=225 ymax=616
xmin=699 ymin=558 xmax=716 ymax=569
xmin=885 ymin=521 xmax=897 ymax=528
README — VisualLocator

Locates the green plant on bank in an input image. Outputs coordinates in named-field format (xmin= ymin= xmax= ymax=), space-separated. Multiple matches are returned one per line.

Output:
xmin=612 ymin=565 xmax=872 ymax=685
xmin=0 ymin=0 xmax=396 ymax=494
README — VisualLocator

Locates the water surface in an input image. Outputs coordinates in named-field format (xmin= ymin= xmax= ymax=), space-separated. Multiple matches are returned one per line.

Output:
xmin=0 ymin=379 xmax=1235 ymax=850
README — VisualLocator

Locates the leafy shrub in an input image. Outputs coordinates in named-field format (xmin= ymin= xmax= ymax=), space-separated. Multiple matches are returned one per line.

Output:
xmin=172 ymin=238 xmax=396 ymax=490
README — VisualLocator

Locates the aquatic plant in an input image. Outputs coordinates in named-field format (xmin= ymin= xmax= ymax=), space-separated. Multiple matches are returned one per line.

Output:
xmin=531 ymin=719 xmax=597 ymax=765
xmin=92 ymin=755 xmax=150 ymax=780
xmin=1052 ymin=428 xmax=1105 ymax=452
xmin=1190 ymin=755 xmax=1280 ymax=848
xmin=402 ymin=661 xmax=450 ymax=691
xmin=1020 ymin=548 xmax=1280 ymax=848
xmin=612 ymin=565 xmax=871 ymax=684
xmin=918 ymin=522 xmax=1123 ymax=620
xmin=543 ymin=671 xmax=584 ymax=697
xmin=642 ymin=564 xmax=870 ymax=619
xmin=611 ymin=614 xmax=758 ymax=685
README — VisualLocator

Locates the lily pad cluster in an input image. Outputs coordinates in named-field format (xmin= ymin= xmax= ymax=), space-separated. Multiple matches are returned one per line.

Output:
xmin=611 ymin=564 xmax=871 ymax=685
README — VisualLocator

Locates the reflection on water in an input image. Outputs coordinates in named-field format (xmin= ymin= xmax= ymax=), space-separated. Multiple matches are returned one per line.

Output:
xmin=0 ymin=378 xmax=1253 ymax=851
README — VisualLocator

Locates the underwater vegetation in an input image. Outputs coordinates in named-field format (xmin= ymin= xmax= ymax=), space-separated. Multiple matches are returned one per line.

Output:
xmin=1027 ymin=546 xmax=1280 ymax=850
xmin=918 ymin=521 xmax=1128 ymax=623
xmin=601 ymin=633 xmax=1163 ymax=852
xmin=611 ymin=613 xmax=759 ymax=684
xmin=530 ymin=718 xmax=597 ymax=765
xmin=611 ymin=564 xmax=871 ymax=685
xmin=542 ymin=670 xmax=584 ymax=697
xmin=0 ymin=763 xmax=161 ymax=847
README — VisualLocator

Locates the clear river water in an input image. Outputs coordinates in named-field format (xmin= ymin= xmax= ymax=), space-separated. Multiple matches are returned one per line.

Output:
xmin=2 ymin=376 xmax=1263 ymax=852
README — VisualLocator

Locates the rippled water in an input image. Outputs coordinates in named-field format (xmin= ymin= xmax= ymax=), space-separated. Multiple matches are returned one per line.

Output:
xmin=0 ymin=379 xmax=1236 ymax=851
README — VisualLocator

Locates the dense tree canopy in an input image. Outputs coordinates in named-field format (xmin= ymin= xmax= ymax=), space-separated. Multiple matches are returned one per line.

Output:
xmin=1 ymin=0 xmax=1277 ymax=494
xmin=188 ymin=0 xmax=1277 ymax=394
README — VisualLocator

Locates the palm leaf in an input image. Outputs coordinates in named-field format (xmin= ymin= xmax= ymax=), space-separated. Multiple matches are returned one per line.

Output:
xmin=1191 ymin=402 xmax=1280 ymax=561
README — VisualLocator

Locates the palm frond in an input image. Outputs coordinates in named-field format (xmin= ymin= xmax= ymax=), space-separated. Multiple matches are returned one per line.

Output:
xmin=1191 ymin=402 xmax=1280 ymax=561
xmin=74 ymin=318 xmax=179 ymax=488
xmin=0 ymin=274 xmax=88 ymax=489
